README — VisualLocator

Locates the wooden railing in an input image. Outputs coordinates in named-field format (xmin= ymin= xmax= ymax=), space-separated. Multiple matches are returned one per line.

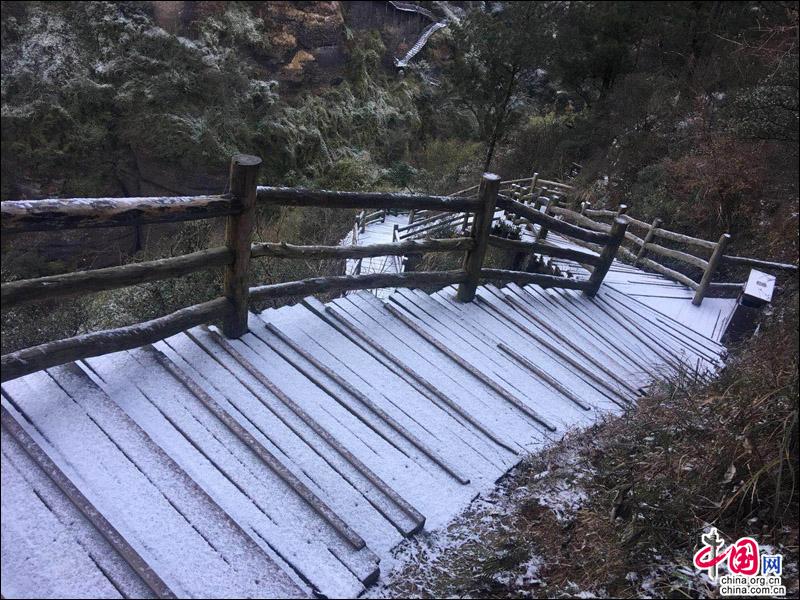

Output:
xmin=0 ymin=156 xmax=624 ymax=382
xmin=492 ymin=170 xmax=797 ymax=305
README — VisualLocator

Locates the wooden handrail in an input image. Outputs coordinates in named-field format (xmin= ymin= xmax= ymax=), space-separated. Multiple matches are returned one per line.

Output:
xmin=0 ymin=297 xmax=232 ymax=382
xmin=496 ymin=196 xmax=612 ymax=245
xmin=256 ymin=186 xmax=480 ymax=212
xmin=398 ymin=214 xmax=465 ymax=239
xmin=251 ymin=238 xmax=475 ymax=260
xmin=721 ymin=255 xmax=798 ymax=272
xmin=644 ymin=242 xmax=709 ymax=270
xmin=249 ymin=270 xmax=468 ymax=302
xmin=0 ymin=162 xmax=638 ymax=382
xmin=487 ymin=235 xmax=602 ymax=266
xmin=1 ymin=194 xmax=234 ymax=233
xmin=1 ymin=247 xmax=233 ymax=308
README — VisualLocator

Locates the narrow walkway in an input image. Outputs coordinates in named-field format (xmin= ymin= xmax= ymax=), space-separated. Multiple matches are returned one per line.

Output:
xmin=346 ymin=212 xmax=738 ymax=342
xmin=344 ymin=213 xmax=407 ymax=278
xmin=2 ymin=275 xmax=727 ymax=597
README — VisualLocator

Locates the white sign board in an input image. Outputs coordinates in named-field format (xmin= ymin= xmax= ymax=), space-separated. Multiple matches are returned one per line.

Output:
xmin=743 ymin=269 xmax=776 ymax=304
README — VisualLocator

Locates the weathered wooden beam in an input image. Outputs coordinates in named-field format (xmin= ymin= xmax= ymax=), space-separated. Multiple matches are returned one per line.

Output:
xmin=0 ymin=401 xmax=178 ymax=599
xmin=397 ymin=210 xmax=455 ymax=232
xmin=693 ymin=233 xmax=731 ymax=306
xmin=584 ymin=207 xmax=617 ymax=218
xmin=636 ymin=217 xmax=662 ymax=263
xmin=487 ymin=235 xmax=602 ymax=266
xmin=1 ymin=247 xmax=233 ymax=308
xmin=550 ymin=206 xmax=612 ymax=233
xmin=249 ymin=270 xmax=468 ymax=302
xmin=652 ymin=226 xmax=716 ymax=250
xmin=0 ymin=297 xmax=231 ymax=383
xmin=222 ymin=154 xmax=261 ymax=338
xmin=721 ymin=255 xmax=798 ymax=272
xmin=256 ymin=186 xmax=480 ymax=212
xmin=637 ymin=256 xmax=699 ymax=289
xmin=1 ymin=195 xmax=234 ymax=233
xmin=251 ymin=238 xmax=474 ymax=260
xmin=398 ymin=214 xmax=464 ymax=239
xmin=383 ymin=302 xmax=557 ymax=432
xmin=644 ymin=242 xmax=709 ymax=270
xmin=479 ymin=269 xmax=590 ymax=290
xmin=457 ymin=174 xmax=500 ymax=302
xmin=496 ymin=196 xmax=612 ymax=244
xmin=584 ymin=217 xmax=628 ymax=297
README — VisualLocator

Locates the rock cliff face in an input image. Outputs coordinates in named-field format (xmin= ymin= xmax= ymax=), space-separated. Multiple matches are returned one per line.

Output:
xmin=1 ymin=1 xmax=444 ymax=202
xmin=1 ymin=1 xmax=442 ymax=266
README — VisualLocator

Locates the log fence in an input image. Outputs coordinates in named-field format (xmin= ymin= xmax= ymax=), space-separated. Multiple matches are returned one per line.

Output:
xmin=1 ymin=158 xmax=624 ymax=382
xmin=488 ymin=169 xmax=797 ymax=305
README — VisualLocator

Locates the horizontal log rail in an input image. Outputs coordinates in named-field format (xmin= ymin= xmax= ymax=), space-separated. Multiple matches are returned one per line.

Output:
xmin=721 ymin=254 xmax=798 ymax=272
xmin=1 ymin=195 xmax=234 ymax=233
xmin=256 ymin=186 xmax=480 ymax=212
xmin=496 ymin=196 xmax=612 ymax=245
xmin=644 ymin=242 xmax=709 ymax=270
xmin=479 ymin=269 xmax=589 ymax=290
xmin=1 ymin=247 xmax=233 ymax=308
xmin=487 ymin=235 xmax=602 ymax=266
xmin=397 ymin=210 xmax=455 ymax=232
xmin=251 ymin=238 xmax=475 ymax=260
xmin=249 ymin=270 xmax=469 ymax=303
xmin=549 ymin=206 xmax=612 ymax=233
xmin=651 ymin=227 xmax=717 ymax=250
xmin=398 ymin=214 xmax=466 ymax=239
xmin=0 ymin=297 xmax=231 ymax=382
xmin=637 ymin=257 xmax=699 ymax=289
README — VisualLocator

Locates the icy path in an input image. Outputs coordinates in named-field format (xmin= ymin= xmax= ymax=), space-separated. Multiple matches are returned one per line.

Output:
xmin=2 ymin=275 xmax=727 ymax=597
xmin=344 ymin=213 xmax=407 ymax=278
xmin=348 ymin=212 xmax=737 ymax=343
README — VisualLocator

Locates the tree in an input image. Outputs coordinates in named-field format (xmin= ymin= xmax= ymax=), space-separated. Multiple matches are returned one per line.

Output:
xmin=442 ymin=2 xmax=557 ymax=173
xmin=552 ymin=1 xmax=649 ymax=105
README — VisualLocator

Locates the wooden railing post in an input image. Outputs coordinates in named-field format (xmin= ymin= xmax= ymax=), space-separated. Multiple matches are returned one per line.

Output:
xmin=537 ymin=194 xmax=552 ymax=241
xmin=222 ymin=154 xmax=261 ymax=338
xmin=408 ymin=209 xmax=416 ymax=224
xmin=636 ymin=217 xmax=661 ymax=264
xmin=616 ymin=204 xmax=628 ymax=217
xmin=456 ymin=173 xmax=500 ymax=302
xmin=529 ymin=171 xmax=539 ymax=198
xmin=693 ymin=233 xmax=730 ymax=306
xmin=584 ymin=216 xmax=628 ymax=297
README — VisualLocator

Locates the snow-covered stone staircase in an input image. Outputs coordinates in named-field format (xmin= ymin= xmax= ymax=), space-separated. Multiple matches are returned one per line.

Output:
xmin=1 ymin=282 xmax=727 ymax=598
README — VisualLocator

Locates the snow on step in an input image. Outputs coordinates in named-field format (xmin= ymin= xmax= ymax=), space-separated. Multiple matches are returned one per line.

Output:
xmin=333 ymin=292 xmax=549 ymax=454
xmin=82 ymin=344 xmax=376 ymax=598
xmin=261 ymin=303 xmax=508 ymax=479
xmin=388 ymin=288 xmax=607 ymax=426
xmin=1 ymin=366 xmax=305 ymax=599
xmin=500 ymin=283 xmax=655 ymax=387
xmin=1 ymin=427 xmax=152 ymax=599
xmin=247 ymin=310 xmax=483 ymax=528
xmin=434 ymin=286 xmax=635 ymax=406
